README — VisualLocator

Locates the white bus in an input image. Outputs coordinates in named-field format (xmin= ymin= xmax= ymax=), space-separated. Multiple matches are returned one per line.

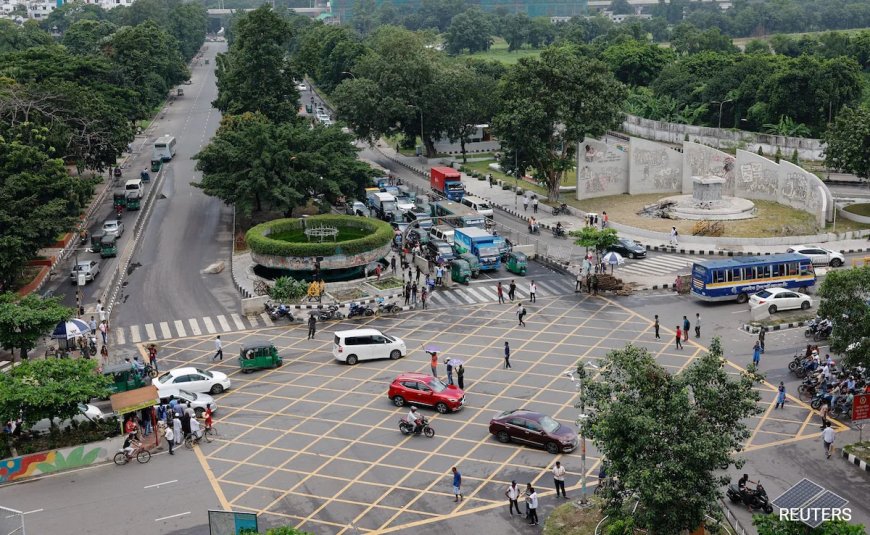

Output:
xmin=153 ymin=135 xmax=177 ymax=161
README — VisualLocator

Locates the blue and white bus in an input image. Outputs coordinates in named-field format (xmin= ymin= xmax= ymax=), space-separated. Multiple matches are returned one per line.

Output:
xmin=690 ymin=254 xmax=816 ymax=303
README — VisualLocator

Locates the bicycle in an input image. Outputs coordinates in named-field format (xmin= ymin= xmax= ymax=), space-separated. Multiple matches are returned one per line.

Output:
xmin=184 ymin=430 xmax=213 ymax=449
xmin=113 ymin=445 xmax=151 ymax=465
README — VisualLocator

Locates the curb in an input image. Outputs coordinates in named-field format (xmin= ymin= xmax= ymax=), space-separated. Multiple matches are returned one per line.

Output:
xmin=284 ymin=289 xmax=403 ymax=310
xmin=842 ymin=450 xmax=870 ymax=472
xmin=740 ymin=320 xmax=808 ymax=334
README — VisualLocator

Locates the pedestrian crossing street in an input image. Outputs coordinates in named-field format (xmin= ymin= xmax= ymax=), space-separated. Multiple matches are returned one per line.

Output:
xmin=615 ymin=254 xmax=699 ymax=277
xmin=427 ymin=276 xmax=576 ymax=307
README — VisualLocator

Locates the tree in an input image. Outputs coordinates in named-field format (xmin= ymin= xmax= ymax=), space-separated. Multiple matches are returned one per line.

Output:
xmin=501 ymin=13 xmax=529 ymax=52
xmin=601 ymin=39 xmax=675 ymax=86
xmin=167 ymin=3 xmax=208 ymax=61
xmin=571 ymin=227 xmax=618 ymax=258
xmin=610 ymin=0 xmax=634 ymax=15
xmin=584 ymin=339 xmax=761 ymax=534
xmin=40 ymin=2 xmax=107 ymax=34
xmin=825 ymin=107 xmax=870 ymax=181
xmin=0 ymin=358 xmax=110 ymax=428
xmin=492 ymin=45 xmax=626 ymax=201
xmin=213 ymin=6 xmax=300 ymax=124
xmin=817 ymin=266 xmax=870 ymax=367
xmin=444 ymin=7 xmax=493 ymax=55
xmin=743 ymin=39 xmax=770 ymax=54
xmin=754 ymin=516 xmax=865 ymax=535
xmin=442 ymin=66 xmax=500 ymax=162
xmin=526 ymin=18 xmax=556 ymax=49
xmin=62 ymin=19 xmax=117 ymax=56
xmin=0 ymin=293 xmax=72 ymax=359
xmin=0 ymin=19 xmax=54 ymax=53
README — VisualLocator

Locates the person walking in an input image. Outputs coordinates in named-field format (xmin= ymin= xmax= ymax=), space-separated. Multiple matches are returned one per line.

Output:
xmin=457 ymin=363 xmax=464 ymax=389
xmin=821 ymin=421 xmax=835 ymax=459
xmin=497 ymin=282 xmax=505 ymax=304
xmin=508 ymin=280 xmax=517 ymax=301
xmin=307 ymin=314 xmax=317 ymax=340
xmin=591 ymin=273 xmax=599 ymax=295
xmin=675 ymin=327 xmax=683 ymax=349
xmin=752 ymin=341 xmax=761 ymax=367
xmin=212 ymin=335 xmax=223 ymax=361
xmin=100 ymin=344 xmax=109 ymax=364
xmin=404 ymin=282 xmax=411 ymax=306
xmin=695 ymin=313 xmax=701 ymax=338
xmin=654 ymin=315 xmax=660 ymax=339
xmin=505 ymin=481 xmax=521 ymax=517
xmin=421 ymin=287 xmax=428 ymax=310
xmin=523 ymin=196 xmax=529 ymax=212
xmin=89 ymin=316 xmax=97 ymax=336
xmin=532 ymin=195 xmax=538 ymax=214
xmin=488 ymin=174 xmax=494 ymax=188
xmin=682 ymin=316 xmax=690 ymax=341
xmin=164 ymin=424 xmax=175 ymax=455
xmin=436 ymin=265 xmax=444 ymax=287
xmin=758 ymin=327 xmax=766 ymax=353
xmin=416 ymin=265 xmax=422 ymax=283
xmin=529 ymin=280 xmax=537 ymax=303
xmin=670 ymin=226 xmax=679 ymax=246
xmin=375 ymin=263 xmax=382 ymax=281
xmin=428 ymin=350 xmax=438 ymax=377
xmin=775 ymin=382 xmax=786 ymax=409
xmin=527 ymin=486 xmax=539 ymax=525
xmin=411 ymin=281 xmax=418 ymax=306
xmin=516 ymin=303 xmax=526 ymax=327
xmin=553 ymin=461 xmax=567 ymax=498
xmin=172 ymin=415 xmax=183 ymax=446
xmin=446 ymin=358 xmax=454 ymax=385
xmin=504 ymin=341 xmax=512 ymax=369
xmin=390 ymin=256 xmax=397 ymax=274
xmin=180 ymin=410 xmax=192 ymax=439
xmin=99 ymin=321 xmax=108 ymax=345
xmin=147 ymin=344 xmax=159 ymax=373
xmin=452 ymin=467 xmax=463 ymax=502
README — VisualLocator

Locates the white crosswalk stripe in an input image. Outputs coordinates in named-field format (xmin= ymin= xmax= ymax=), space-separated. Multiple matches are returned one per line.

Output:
xmin=130 ymin=325 xmax=141 ymax=344
xmin=216 ymin=314 xmax=231 ymax=331
xmin=427 ymin=277 xmax=575 ymax=308
xmin=616 ymin=256 xmax=699 ymax=277
xmin=202 ymin=317 xmax=216 ymax=334
xmin=248 ymin=315 xmax=259 ymax=328
xmin=145 ymin=323 xmax=156 ymax=340
xmin=114 ymin=327 xmax=126 ymax=346
xmin=230 ymin=314 xmax=246 ymax=330
xmin=260 ymin=313 xmax=274 ymax=326
xmin=160 ymin=322 xmax=172 ymax=339
xmin=174 ymin=320 xmax=187 ymax=338
xmin=189 ymin=318 xmax=202 ymax=336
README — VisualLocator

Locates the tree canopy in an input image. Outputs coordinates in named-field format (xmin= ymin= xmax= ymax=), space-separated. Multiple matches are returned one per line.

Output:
xmin=0 ymin=293 xmax=72 ymax=359
xmin=817 ymin=266 xmax=870 ymax=368
xmin=824 ymin=106 xmax=870 ymax=181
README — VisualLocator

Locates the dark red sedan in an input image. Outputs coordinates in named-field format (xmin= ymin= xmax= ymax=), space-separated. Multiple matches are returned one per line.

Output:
xmin=489 ymin=409 xmax=578 ymax=454
xmin=388 ymin=373 xmax=465 ymax=413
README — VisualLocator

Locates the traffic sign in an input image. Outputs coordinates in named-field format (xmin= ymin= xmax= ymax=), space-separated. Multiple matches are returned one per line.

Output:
xmin=853 ymin=393 xmax=870 ymax=424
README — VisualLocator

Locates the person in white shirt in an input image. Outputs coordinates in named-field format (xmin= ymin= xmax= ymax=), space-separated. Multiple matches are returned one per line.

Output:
xmin=190 ymin=415 xmax=201 ymax=440
xmin=407 ymin=406 xmax=422 ymax=434
xmin=505 ymin=480 xmax=521 ymax=516
xmin=529 ymin=281 xmax=537 ymax=303
xmin=821 ymin=421 xmax=835 ymax=459
xmin=527 ymin=486 xmax=539 ymax=525
xmin=212 ymin=335 xmax=223 ymax=361
xmin=670 ymin=226 xmax=679 ymax=246
xmin=553 ymin=461 xmax=567 ymax=498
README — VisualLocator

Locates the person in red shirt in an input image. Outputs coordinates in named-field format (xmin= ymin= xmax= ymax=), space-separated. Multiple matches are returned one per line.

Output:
xmin=204 ymin=404 xmax=213 ymax=430
xmin=675 ymin=327 xmax=683 ymax=349
xmin=124 ymin=417 xmax=138 ymax=435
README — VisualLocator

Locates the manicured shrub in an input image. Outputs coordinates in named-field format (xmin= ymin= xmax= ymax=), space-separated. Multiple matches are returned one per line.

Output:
xmin=246 ymin=215 xmax=393 ymax=258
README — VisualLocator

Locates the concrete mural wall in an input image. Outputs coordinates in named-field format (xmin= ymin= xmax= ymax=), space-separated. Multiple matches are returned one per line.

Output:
xmin=779 ymin=160 xmax=831 ymax=226
xmin=734 ymin=149 xmax=782 ymax=202
xmin=576 ymin=137 xmax=629 ymax=200
xmin=682 ymin=141 xmax=736 ymax=195
xmin=0 ymin=437 xmax=123 ymax=483
xmin=628 ymin=137 xmax=683 ymax=194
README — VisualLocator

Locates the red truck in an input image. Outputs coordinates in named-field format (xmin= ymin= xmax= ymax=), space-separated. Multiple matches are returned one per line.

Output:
xmin=430 ymin=167 xmax=465 ymax=201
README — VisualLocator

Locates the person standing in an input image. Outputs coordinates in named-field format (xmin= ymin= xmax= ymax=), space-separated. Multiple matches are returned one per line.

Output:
xmin=375 ymin=263 xmax=382 ymax=281
xmin=429 ymin=351 xmax=438 ymax=377
xmin=307 ymin=314 xmax=317 ymax=340
xmin=416 ymin=265 xmax=422 ymax=283
xmin=100 ymin=344 xmax=109 ymax=364
xmin=504 ymin=341 xmax=512 ymax=369
xmin=670 ymin=226 xmax=679 ymax=246
xmin=436 ymin=265 xmax=444 ymax=287
xmin=164 ymin=424 xmax=175 ymax=455
xmin=775 ymin=382 xmax=786 ymax=409
xmin=508 ymin=280 xmax=517 ymax=301
xmin=497 ymin=282 xmax=505 ymax=304
xmin=591 ymin=273 xmax=599 ymax=295
xmin=527 ymin=486 xmax=539 ymax=525
xmin=532 ymin=195 xmax=538 ymax=214
xmin=446 ymin=358 xmax=454 ymax=386
xmin=404 ymin=281 xmax=411 ymax=306
xmin=682 ymin=316 xmax=690 ymax=341
xmin=457 ymin=364 xmax=464 ymax=389
xmin=758 ymin=327 xmax=766 ymax=353
xmin=411 ymin=281 xmax=418 ymax=306
xmin=421 ymin=287 xmax=428 ymax=310
xmin=99 ymin=321 xmax=108 ymax=345
xmin=675 ymin=327 xmax=683 ymax=349
xmin=390 ymin=256 xmax=397 ymax=274
xmin=516 ymin=303 xmax=526 ymax=327
xmin=752 ymin=341 xmax=761 ymax=367
xmin=695 ymin=313 xmax=701 ymax=338
xmin=488 ymin=174 xmax=494 ymax=188
xmin=654 ymin=315 xmax=660 ymax=339
xmin=505 ymin=481 xmax=521 ymax=516
xmin=553 ymin=461 xmax=567 ymax=498
xmin=452 ymin=467 xmax=463 ymax=502
xmin=89 ymin=316 xmax=97 ymax=336
xmin=821 ymin=421 xmax=835 ymax=459
xmin=212 ymin=335 xmax=223 ymax=361
xmin=602 ymin=211 xmax=608 ymax=228
xmin=180 ymin=410 xmax=192 ymax=439
xmin=172 ymin=415 xmax=183 ymax=446
xmin=529 ymin=280 xmax=537 ymax=303
xmin=147 ymin=344 xmax=159 ymax=373
xmin=523 ymin=196 xmax=529 ymax=212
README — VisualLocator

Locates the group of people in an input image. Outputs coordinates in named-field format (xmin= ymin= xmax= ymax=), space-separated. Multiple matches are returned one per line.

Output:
xmin=502 ymin=462 xmax=568 ymax=525
xmin=427 ymin=351 xmax=465 ymax=389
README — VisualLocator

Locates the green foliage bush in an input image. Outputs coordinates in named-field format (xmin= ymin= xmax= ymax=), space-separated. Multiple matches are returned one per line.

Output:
xmin=269 ymin=277 xmax=308 ymax=301
xmin=246 ymin=216 xmax=393 ymax=258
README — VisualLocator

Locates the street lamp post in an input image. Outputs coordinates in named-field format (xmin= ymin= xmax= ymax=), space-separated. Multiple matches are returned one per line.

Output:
xmin=515 ymin=150 xmax=519 ymax=207
xmin=712 ymin=99 xmax=733 ymax=130
xmin=565 ymin=361 xmax=598 ymax=506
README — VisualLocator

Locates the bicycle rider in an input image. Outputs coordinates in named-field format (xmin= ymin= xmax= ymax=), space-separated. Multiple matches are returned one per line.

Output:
xmin=122 ymin=432 xmax=140 ymax=460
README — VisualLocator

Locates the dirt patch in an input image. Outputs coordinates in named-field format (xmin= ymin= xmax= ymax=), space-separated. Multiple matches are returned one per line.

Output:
xmin=370 ymin=277 xmax=403 ymax=290
xmin=328 ymin=287 xmax=368 ymax=302
xmin=543 ymin=502 xmax=603 ymax=535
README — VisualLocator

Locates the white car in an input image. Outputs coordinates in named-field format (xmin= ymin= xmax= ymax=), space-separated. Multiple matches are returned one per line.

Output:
xmin=70 ymin=260 xmax=100 ymax=283
xmin=395 ymin=196 xmax=416 ymax=213
xmin=102 ymin=219 xmax=124 ymax=238
xmin=30 ymin=403 xmax=108 ymax=434
xmin=168 ymin=389 xmax=217 ymax=417
xmin=749 ymin=287 xmax=812 ymax=314
xmin=333 ymin=328 xmax=406 ymax=365
xmin=786 ymin=245 xmax=844 ymax=267
xmin=156 ymin=367 xmax=231 ymax=397
xmin=297 ymin=83 xmax=308 ymax=91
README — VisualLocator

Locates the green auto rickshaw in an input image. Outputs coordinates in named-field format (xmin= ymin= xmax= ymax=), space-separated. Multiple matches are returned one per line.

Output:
xmin=459 ymin=253 xmax=480 ymax=278
xmin=90 ymin=232 xmax=104 ymax=252
xmin=506 ymin=251 xmax=528 ymax=275
xmin=151 ymin=159 xmax=162 ymax=173
xmin=103 ymin=363 xmax=147 ymax=395
xmin=449 ymin=258 xmax=471 ymax=285
xmin=100 ymin=235 xmax=118 ymax=258
xmin=239 ymin=342 xmax=283 ymax=373
xmin=126 ymin=192 xmax=141 ymax=211
xmin=113 ymin=191 xmax=127 ymax=210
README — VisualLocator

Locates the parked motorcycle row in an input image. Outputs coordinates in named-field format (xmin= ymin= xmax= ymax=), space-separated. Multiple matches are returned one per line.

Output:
xmin=803 ymin=316 xmax=833 ymax=341
xmin=264 ymin=298 xmax=403 ymax=324
xmin=788 ymin=347 xmax=869 ymax=420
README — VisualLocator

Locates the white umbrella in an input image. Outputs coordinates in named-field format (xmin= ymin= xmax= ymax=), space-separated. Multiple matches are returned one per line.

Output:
xmin=446 ymin=358 xmax=464 ymax=366
xmin=602 ymin=251 xmax=625 ymax=266
xmin=51 ymin=319 xmax=91 ymax=340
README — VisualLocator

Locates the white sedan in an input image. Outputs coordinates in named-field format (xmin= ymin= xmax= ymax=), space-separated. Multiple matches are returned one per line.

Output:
xmin=168 ymin=389 xmax=218 ymax=417
xmin=749 ymin=287 xmax=812 ymax=314
xmin=156 ymin=367 xmax=230 ymax=397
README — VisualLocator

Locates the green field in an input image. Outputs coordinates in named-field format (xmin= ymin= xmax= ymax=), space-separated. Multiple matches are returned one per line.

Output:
xmin=467 ymin=38 xmax=542 ymax=64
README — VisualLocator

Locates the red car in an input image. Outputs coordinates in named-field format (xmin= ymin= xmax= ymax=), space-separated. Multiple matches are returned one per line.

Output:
xmin=388 ymin=373 xmax=465 ymax=413
xmin=489 ymin=409 xmax=578 ymax=454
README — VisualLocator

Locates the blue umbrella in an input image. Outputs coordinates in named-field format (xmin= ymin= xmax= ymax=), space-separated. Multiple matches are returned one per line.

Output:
xmin=51 ymin=319 xmax=91 ymax=340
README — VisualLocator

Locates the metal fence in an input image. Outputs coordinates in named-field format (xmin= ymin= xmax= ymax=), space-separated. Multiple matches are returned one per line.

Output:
xmin=0 ymin=505 xmax=25 ymax=534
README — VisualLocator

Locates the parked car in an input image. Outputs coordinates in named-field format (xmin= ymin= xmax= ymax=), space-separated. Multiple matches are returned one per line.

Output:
xmin=30 ymin=403 xmax=108 ymax=434
xmin=607 ymin=238 xmax=646 ymax=259
xmin=102 ymin=219 xmax=124 ymax=238
xmin=489 ymin=409 xmax=578 ymax=454
xmin=333 ymin=328 xmax=406 ymax=365
xmin=166 ymin=390 xmax=217 ymax=417
xmin=786 ymin=245 xmax=844 ymax=267
xmin=388 ymin=373 xmax=465 ymax=413
xmin=749 ymin=287 xmax=812 ymax=314
xmin=345 ymin=201 xmax=368 ymax=216
xmin=155 ymin=367 xmax=231 ymax=397
xmin=70 ymin=260 xmax=100 ymax=284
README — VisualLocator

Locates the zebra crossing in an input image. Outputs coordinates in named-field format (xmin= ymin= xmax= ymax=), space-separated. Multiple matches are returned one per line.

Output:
xmin=427 ymin=277 xmax=576 ymax=308
xmin=614 ymin=254 xmax=699 ymax=277
xmin=114 ymin=312 xmax=275 ymax=345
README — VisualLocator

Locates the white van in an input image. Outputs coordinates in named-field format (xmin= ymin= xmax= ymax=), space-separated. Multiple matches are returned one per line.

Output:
xmin=429 ymin=224 xmax=454 ymax=245
xmin=125 ymin=178 xmax=144 ymax=199
xmin=461 ymin=195 xmax=494 ymax=217
xmin=333 ymin=328 xmax=406 ymax=365
xmin=153 ymin=135 xmax=177 ymax=161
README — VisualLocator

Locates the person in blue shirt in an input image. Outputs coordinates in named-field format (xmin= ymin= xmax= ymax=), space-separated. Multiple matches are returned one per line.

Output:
xmin=452 ymin=467 xmax=462 ymax=502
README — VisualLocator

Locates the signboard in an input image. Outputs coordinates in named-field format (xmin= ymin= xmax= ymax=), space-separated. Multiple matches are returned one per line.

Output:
xmin=208 ymin=510 xmax=258 ymax=535
xmin=110 ymin=385 xmax=159 ymax=415
xmin=852 ymin=393 xmax=870 ymax=424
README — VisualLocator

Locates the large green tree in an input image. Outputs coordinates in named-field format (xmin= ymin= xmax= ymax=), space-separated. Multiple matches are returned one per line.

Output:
xmin=40 ymin=2 xmax=107 ymax=34
xmin=602 ymin=39 xmax=675 ymax=87
xmin=167 ymin=3 xmax=208 ymax=61
xmin=442 ymin=66 xmax=500 ymax=162
xmin=62 ymin=19 xmax=117 ymax=56
xmin=0 ymin=20 xmax=54 ymax=53
xmin=825 ymin=106 xmax=870 ymax=179
xmin=0 ymin=293 xmax=72 ymax=360
xmin=444 ymin=7 xmax=493 ymax=55
xmin=213 ymin=6 xmax=299 ymax=124
xmin=817 ymin=266 xmax=870 ymax=367
xmin=585 ymin=339 xmax=761 ymax=534
xmin=492 ymin=45 xmax=626 ymax=201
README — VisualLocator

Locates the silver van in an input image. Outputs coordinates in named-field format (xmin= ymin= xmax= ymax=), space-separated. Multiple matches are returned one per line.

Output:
xmin=429 ymin=224 xmax=454 ymax=245
xmin=461 ymin=195 xmax=494 ymax=217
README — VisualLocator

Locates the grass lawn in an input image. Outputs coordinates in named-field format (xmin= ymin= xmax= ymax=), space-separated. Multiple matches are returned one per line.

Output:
xmin=467 ymin=38 xmax=542 ymax=65
xmin=370 ymin=276 xmax=403 ymax=290
xmin=844 ymin=441 xmax=870 ymax=465
xmin=844 ymin=203 xmax=870 ymax=217
xmin=270 ymin=226 xmax=370 ymax=243
xmin=543 ymin=502 xmax=603 ymax=535
xmin=461 ymin=159 xmax=574 ymax=199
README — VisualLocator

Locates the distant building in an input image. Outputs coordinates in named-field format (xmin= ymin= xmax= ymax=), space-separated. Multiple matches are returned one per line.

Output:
xmin=1 ymin=0 xmax=133 ymax=21
xmin=331 ymin=0 xmax=589 ymax=23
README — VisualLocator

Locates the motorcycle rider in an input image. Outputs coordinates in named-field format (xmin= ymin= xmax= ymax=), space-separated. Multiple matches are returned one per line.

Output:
xmin=407 ymin=406 xmax=422 ymax=434
xmin=528 ymin=217 xmax=539 ymax=234
xmin=554 ymin=222 xmax=565 ymax=237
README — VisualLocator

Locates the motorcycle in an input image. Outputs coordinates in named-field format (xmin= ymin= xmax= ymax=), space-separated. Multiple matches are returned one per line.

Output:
xmin=552 ymin=226 xmax=567 ymax=239
xmin=727 ymin=482 xmax=773 ymax=514
xmin=804 ymin=317 xmax=820 ymax=338
xmin=551 ymin=203 xmax=569 ymax=216
xmin=318 ymin=305 xmax=344 ymax=321
xmin=814 ymin=320 xmax=833 ymax=341
xmin=376 ymin=298 xmax=400 ymax=315
xmin=830 ymin=396 xmax=854 ymax=419
xmin=398 ymin=417 xmax=435 ymax=438
xmin=347 ymin=302 xmax=375 ymax=318
xmin=265 ymin=303 xmax=295 ymax=322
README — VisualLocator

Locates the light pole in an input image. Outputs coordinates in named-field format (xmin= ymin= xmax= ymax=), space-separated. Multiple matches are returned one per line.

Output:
xmin=565 ymin=361 xmax=599 ymax=506
xmin=515 ymin=150 xmax=519 ymax=207
xmin=712 ymin=99 xmax=733 ymax=130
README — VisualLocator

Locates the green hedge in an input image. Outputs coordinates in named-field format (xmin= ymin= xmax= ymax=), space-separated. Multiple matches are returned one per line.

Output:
xmin=246 ymin=216 xmax=393 ymax=258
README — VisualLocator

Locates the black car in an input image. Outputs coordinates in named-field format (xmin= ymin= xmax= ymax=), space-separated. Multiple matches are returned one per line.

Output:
xmin=607 ymin=238 xmax=646 ymax=259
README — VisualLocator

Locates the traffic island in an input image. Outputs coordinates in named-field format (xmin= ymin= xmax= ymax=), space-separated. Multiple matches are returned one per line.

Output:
xmin=842 ymin=442 xmax=870 ymax=473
